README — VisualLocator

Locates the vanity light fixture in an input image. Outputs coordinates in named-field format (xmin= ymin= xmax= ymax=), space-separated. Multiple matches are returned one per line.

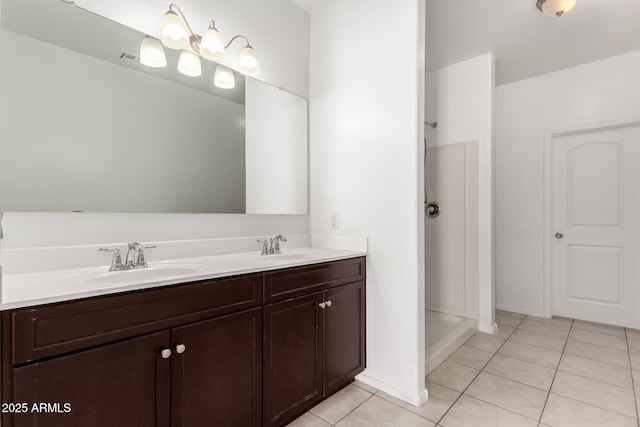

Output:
xmin=536 ymin=0 xmax=578 ymax=17
xmin=140 ymin=3 xmax=260 ymax=85
xmin=139 ymin=36 xmax=167 ymax=68
xmin=214 ymin=65 xmax=236 ymax=89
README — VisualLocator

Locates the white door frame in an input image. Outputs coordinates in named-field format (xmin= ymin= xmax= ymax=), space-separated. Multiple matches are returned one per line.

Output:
xmin=543 ymin=120 xmax=640 ymax=319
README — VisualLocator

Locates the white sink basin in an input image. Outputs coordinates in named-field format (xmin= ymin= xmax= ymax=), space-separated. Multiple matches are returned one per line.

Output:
xmin=65 ymin=263 xmax=210 ymax=286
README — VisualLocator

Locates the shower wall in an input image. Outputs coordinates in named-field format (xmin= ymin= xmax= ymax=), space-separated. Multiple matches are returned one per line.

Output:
xmin=425 ymin=141 xmax=479 ymax=319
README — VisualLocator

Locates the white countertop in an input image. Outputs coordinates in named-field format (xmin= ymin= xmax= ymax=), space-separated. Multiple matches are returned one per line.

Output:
xmin=0 ymin=247 xmax=367 ymax=310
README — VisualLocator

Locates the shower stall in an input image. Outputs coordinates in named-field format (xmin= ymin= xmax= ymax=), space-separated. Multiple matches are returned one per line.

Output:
xmin=424 ymin=136 xmax=480 ymax=374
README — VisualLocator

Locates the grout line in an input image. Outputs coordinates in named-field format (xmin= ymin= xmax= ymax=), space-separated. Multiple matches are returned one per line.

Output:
xmin=325 ymin=388 xmax=376 ymax=426
xmin=537 ymin=317 xmax=573 ymax=425
xmin=625 ymin=328 xmax=640 ymax=427
xmin=433 ymin=313 xmax=526 ymax=425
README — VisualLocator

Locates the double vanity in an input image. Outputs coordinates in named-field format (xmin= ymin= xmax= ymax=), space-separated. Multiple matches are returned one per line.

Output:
xmin=0 ymin=244 xmax=367 ymax=427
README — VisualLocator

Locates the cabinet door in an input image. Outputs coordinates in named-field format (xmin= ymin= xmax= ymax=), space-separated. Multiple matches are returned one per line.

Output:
xmin=11 ymin=331 xmax=171 ymax=427
xmin=170 ymin=307 xmax=262 ymax=427
xmin=263 ymin=293 xmax=323 ymax=427
xmin=323 ymin=281 xmax=366 ymax=395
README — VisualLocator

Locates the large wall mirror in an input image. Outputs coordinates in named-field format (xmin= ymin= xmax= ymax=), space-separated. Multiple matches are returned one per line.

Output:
xmin=0 ymin=0 xmax=308 ymax=214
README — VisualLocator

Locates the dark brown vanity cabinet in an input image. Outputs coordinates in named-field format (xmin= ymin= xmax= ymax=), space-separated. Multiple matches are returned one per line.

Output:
xmin=2 ymin=274 xmax=263 ymax=427
xmin=263 ymin=258 xmax=366 ymax=427
xmin=0 ymin=256 xmax=365 ymax=427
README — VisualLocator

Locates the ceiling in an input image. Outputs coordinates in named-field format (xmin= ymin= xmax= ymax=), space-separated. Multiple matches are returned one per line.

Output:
xmin=294 ymin=0 xmax=640 ymax=86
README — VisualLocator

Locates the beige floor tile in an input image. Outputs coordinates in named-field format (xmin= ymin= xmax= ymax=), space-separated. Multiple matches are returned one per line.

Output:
xmin=464 ymin=332 xmax=506 ymax=353
xmin=525 ymin=315 xmax=572 ymax=327
xmin=508 ymin=329 xmax=566 ymax=352
xmin=309 ymin=384 xmax=372 ymax=424
xmin=498 ymin=340 xmax=562 ymax=369
xmin=447 ymin=345 xmax=494 ymax=370
xmin=440 ymin=395 xmax=537 ymax=427
xmin=626 ymin=328 xmax=640 ymax=341
xmin=563 ymin=339 xmax=630 ymax=368
xmin=540 ymin=393 xmax=637 ymax=427
xmin=517 ymin=318 xmax=571 ymax=338
xmin=557 ymin=354 xmax=633 ymax=388
xmin=484 ymin=354 xmax=556 ymax=390
xmin=497 ymin=309 xmax=525 ymax=319
xmin=335 ymin=395 xmax=435 ymax=427
xmin=551 ymin=371 xmax=637 ymax=418
xmin=569 ymin=329 xmax=628 ymax=351
xmin=465 ymin=372 xmax=547 ymax=420
xmin=496 ymin=312 xmax=523 ymax=328
xmin=630 ymin=352 xmax=640 ymax=371
xmin=287 ymin=412 xmax=332 ymax=427
xmin=627 ymin=338 xmax=640 ymax=354
xmin=378 ymin=382 xmax=460 ymax=424
xmin=572 ymin=319 xmax=626 ymax=337
xmin=493 ymin=326 xmax=515 ymax=340
xmin=427 ymin=361 xmax=479 ymax=392
xmin=352 ymin=380 xmax=378 ymax=394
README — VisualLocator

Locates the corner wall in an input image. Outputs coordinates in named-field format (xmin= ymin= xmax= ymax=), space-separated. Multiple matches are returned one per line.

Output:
xmin=495 ymin=50 xmax=640 ymax=316
xmin=309 ymin=0 xmax=426 ymax=405
xmin=426 ymin=53 xmax=495 ymax=331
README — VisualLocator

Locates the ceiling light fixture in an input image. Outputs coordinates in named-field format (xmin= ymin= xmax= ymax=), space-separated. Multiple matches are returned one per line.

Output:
xmin=536 ymin=0 xmax=578 ymax=17
xmin=139 ymin=3 xmax=260 ymax=86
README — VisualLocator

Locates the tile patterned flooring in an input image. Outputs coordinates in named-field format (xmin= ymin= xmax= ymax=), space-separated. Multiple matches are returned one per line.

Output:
xmin=287 ymin=311 xmax=640 ymax=426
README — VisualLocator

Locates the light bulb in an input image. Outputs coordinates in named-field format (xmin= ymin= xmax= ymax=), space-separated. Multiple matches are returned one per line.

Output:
xmin=161 ymin=9 xmax=190 ymax=49
xmin=139 ymin=36 xmax=167 ymax=68
xmin=200 ymin=23 xmax=225 ymax=62
xmin=237 ymin=45 xmax=260 ymax=76
xmin=178 ymin=50 xmax=202 ymax=77
xmin=214 ymin=65 xmax=236 ymax=89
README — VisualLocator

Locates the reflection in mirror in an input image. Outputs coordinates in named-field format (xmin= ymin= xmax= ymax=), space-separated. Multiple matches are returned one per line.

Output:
xmin=0 ymin=0 xmax=308 ymax=214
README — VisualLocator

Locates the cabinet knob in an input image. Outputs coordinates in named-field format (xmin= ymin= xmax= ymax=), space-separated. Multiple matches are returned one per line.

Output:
xmin=175 ymin=344 xmax=186 ymax=354
xmin=325 ymin=300 xmax=332 ymax=307
xmin=160 ymin=348 xmax=172 ymax=359
xmin=319 ymin=302 xmax=326 ymax=309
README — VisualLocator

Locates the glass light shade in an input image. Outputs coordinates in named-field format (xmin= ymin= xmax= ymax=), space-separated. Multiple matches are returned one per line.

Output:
xmin=161 ymin=10 xmax=190 ymax=49
xmin=200 ymin=25 xmax=225 ymax=61
xmin=178 ymin=50 xmax=202 ymax=77
xmin=237 ymin=45 xmax=260 ymax=76
xmin=139 ymin=36 xmax=167 ymax=68
xmin=538 ymin=0 xmax=578 ymax=16
xmin=214 ymin=65 xmax=236 ymax=89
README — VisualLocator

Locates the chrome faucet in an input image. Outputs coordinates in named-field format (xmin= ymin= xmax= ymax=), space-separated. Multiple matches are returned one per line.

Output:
xmin=99 ymin=242 xmax=157 ymax=271
xmin=269 ymin=235 xmax=287 ymax=254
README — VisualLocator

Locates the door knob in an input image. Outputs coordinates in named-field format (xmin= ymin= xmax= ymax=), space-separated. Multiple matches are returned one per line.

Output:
xmin=555 ymin=233 xmax=564 ymax=239
xmin=160 ymin=348 xmax=172 ymax=359
xmin=175 ymin=344 xmax=186 ymax=354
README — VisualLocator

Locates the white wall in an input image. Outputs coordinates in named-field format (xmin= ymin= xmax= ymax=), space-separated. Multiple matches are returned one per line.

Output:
xmin=426 ymin=54 xmax=495 ymax=332
xmin=495 ymin=50 xmax=640 ymax=316
xmin=0 ymin=0 xmax=310 ymax=250
xmin=309 ymin=0 xmax=426 ymax=405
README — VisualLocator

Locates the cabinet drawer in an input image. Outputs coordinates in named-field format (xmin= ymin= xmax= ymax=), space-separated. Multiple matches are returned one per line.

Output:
xmin=264 ymin=257 xmax=365 ymax=303
xmin=10 ymin=274 xmax=262 ymax=365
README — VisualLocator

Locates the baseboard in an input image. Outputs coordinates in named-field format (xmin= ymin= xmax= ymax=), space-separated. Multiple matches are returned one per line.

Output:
xmin=425 ymin=318 xmax=477 ymax=375
xmin=496 ymin=304 xmax=547 ymax=318
xmin=355 ymin=373 xmax=428 ymax=406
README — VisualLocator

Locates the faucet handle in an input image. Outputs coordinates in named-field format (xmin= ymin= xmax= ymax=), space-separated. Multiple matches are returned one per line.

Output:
xmin=144 ymin=245 xmax=158 ymax=250
xmin=256 ymin=239 xmax=269 ymax=256
xmin=99 ymin=247 xmax=123 ymax=271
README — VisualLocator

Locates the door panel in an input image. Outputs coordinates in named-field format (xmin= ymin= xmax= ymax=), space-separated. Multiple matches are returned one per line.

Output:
xmin=552 ymin=125 xmax=640 ymax=327
xmin=12 ymin=331 xmax=171 ymax=427
xmin=263 ymin=293 xmax=323 ymax=427
xmin=323 ymin=281 xmax=366 ymax=395
xmin=171 ymin=307 xmax=262 ymax=427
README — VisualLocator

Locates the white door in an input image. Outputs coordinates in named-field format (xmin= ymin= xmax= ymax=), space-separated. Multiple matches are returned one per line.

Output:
xmin=552 ymin=124 xmax=640 ymax=327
